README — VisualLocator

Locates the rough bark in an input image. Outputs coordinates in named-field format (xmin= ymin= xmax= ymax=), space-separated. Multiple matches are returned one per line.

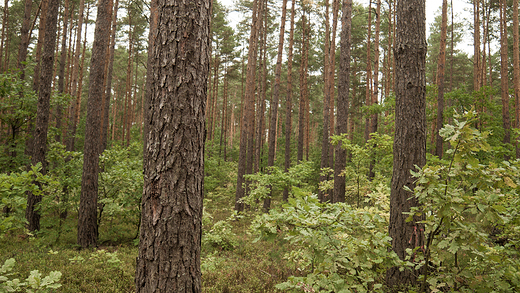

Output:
xmin=283 ymin=0 xmax=296 ymax=202
xmin=135 ymin=0 xmax=209 ymax=288
xmin=77 ymin=0 xmax=111 ymax=248
xmin=25 ymin=0 xmax=59 ymax=232
xmin=434 ymin=0 xmax=448 ymax=159
xmin=386 ymin=0 xmax=426 ymax=288
xmin=333 ymin=0 xmax=351 ymax=204
xmin=235 ymin=0 xmax=260 ymax=212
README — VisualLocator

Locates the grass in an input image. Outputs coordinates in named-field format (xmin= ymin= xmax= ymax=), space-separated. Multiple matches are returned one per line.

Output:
xmin=0 ymin=182 xmax=295 ymax=292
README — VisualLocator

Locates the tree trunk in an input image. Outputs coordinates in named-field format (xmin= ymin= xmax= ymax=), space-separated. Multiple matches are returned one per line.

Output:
xmin=333 ymin=0 xmax=351 ymax=204
xmin=328 ymin=0 xmax=339 ymax=172
xmin=0 ymin=0 xmax=8 ymax=73
xmin=101 ymin=0 xmax=119 ymax=152
xmin=319 ymin=0 xmax=331 ymax=202
xmin=364 ymin=0 xmax=373 ymax=143
xmin=65 ymin=0 xmax=86 ymax=152
xmin=123 ymin=11 xmax=133 ymax=147
xmin=17 ymin=0 xmax=32 ymax=79
xmin=499 ymin=0 xmax=510 ymax=149
xmin=513 ymin=0 xmax=519 ymax=159
xmin=473 ymin=0 xmax=480 ymax=91
xmin=368 ymin=0 xmax=381 ymax=180
xmin=55 ymin=0 xmax=70 ymax=144
xmin=135 ymin=0 xmax=209 ymax=288
xmin=386 ymin=0 xmax=426 ymax=288
xmin=77 ymin=0 xmax=111 ymax=248
xmin=25 ymin=0 xmax=59 ymax=232
xmin=283 ymin=0 xmax=296 ymax=202
xmin=434 ymin=0 xmax=447 ymax=159
xmin=235 ymin=0 xmax=260 ymax=212
xmin=256 ymin=0 xmax=267 ymax=175
xmin=297 ymin=11 xmax=307 ymax=163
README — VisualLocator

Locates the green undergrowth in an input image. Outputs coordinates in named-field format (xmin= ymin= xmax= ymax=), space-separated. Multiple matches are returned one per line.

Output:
xmin=0 ymin=157 xmax=295 ymax=292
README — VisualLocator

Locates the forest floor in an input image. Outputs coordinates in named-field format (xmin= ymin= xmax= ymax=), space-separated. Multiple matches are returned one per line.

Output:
xmin=0 ymin=188 xmax=295 ymax=292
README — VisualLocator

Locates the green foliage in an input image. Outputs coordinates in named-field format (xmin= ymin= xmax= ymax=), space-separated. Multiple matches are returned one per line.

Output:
xmin=241 ymin=161 xmax=317 ymax=210
xmin=408 ymin=110 xmax=520 ymax=292
xmin=0 ymin=164 xmax=53 ymax=235
xmin=202 ymin=213 xmax=238 ymax=251
xmin=98 ymin=142 xmax=143 ymax=236
xmin=0 ymin=72 xmax=37 ymax=172
xmin=0 ymin=258 xmax=61 ymax=293
xmin=252 ymin=194 xmax=400 ymax=292
xmin=330 ymin=132 xmax=393 ymax=206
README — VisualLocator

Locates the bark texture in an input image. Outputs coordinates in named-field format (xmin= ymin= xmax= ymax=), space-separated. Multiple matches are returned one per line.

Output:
xmin=25 ymin=0 xmax=59 ymax=232
xmin=386 ymin=0 xmax=426 ymax=288
xmin=135 ymin=0 xmax=210 ymax=289
xmin=434 ymin=0 xmax=448 ymax=158
xmin=333 ymin=0 xmax=351 ymax=203
xmin=77 ymin=0 xmax=111 ymax=248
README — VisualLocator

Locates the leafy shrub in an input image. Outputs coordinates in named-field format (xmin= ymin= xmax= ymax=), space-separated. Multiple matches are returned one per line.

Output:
xmin=0 ymin=258 xmax=62 ymax=292
xmin=203 ymin=215 xmax=238 ymax=251
xmin=407 ymin=110 xmax=520 ymax=292
xmin=252 ymin=193 xmax=400 ymax=292
xmin=0 ymin=164 xmax=53 ymax=235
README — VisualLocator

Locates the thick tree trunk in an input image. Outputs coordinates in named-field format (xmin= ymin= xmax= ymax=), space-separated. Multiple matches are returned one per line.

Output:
xmin=434 ymin=0 xmax=448 ymax=159
xmin=25 ymin=0 xmax=59 ymax=232
xmin=77 ymin=0 xmax=111 ymax=248
xmin=235 ymin=0 xmax=260 ymax=212
xmin=282 ymin=0 xmax=296 ymax=202
xmin=386 ymin=0 xmax=426 ymax=288
xmin=135 ymin=0 xmax=209 ymax=289
xmin=333 ymin=0 xmax=351 ymax=204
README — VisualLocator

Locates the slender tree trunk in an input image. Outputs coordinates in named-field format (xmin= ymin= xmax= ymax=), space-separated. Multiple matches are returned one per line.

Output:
xmin=297 ymin=11 xmax=307 ymax=163
xmin=0 ymin=0 xmax=8 ymax=73
xmin=235 ymin=0 xmax=260 ymax=212
xmin=26 ymin=0 xmax=59 ymax=232
xmin=473 ymin=0 xmax=480 ymax=91
xmin=256 ymin=1 xmax=267 ymax=175
xmin=135 ymin=0 xmax=209 ymax=288
xmin=319 ymin=0 xmax=331 ymax=202
xmin=499 ymin=0 xmax=510 ymax=149
xmin=17 ymin=0 xmax=32 ymax=79
xmin=55 ymin=0 xmax=70 ymax=144
xmin=364 ymin=0 xmax=373 ymax=143
xmin=386 ymin=0 xmax=426 ymax=288
xmin=333 ymin=0 xmax=351 ymax=204
xmin=77 ymin=0 xmax=111 ymax=248
xmin=66 ymin=0 xmax=85 ymax=152
xmin=283 ymin=0 xmax=296 ymax=202
xmin=513 ymin=0 xmax=519 ymax=159
xmin=123 ymin=11 xmax=133 ymax=147
xmin=328 ymin=0 xmax=339 ymax=175
xmin=368 ymin=0 xmax=381 ymax=180
xmin=101 ymin=0 xmax=119 ymax=152
xmin=434 ymin=0 xmax=448 ymax=159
